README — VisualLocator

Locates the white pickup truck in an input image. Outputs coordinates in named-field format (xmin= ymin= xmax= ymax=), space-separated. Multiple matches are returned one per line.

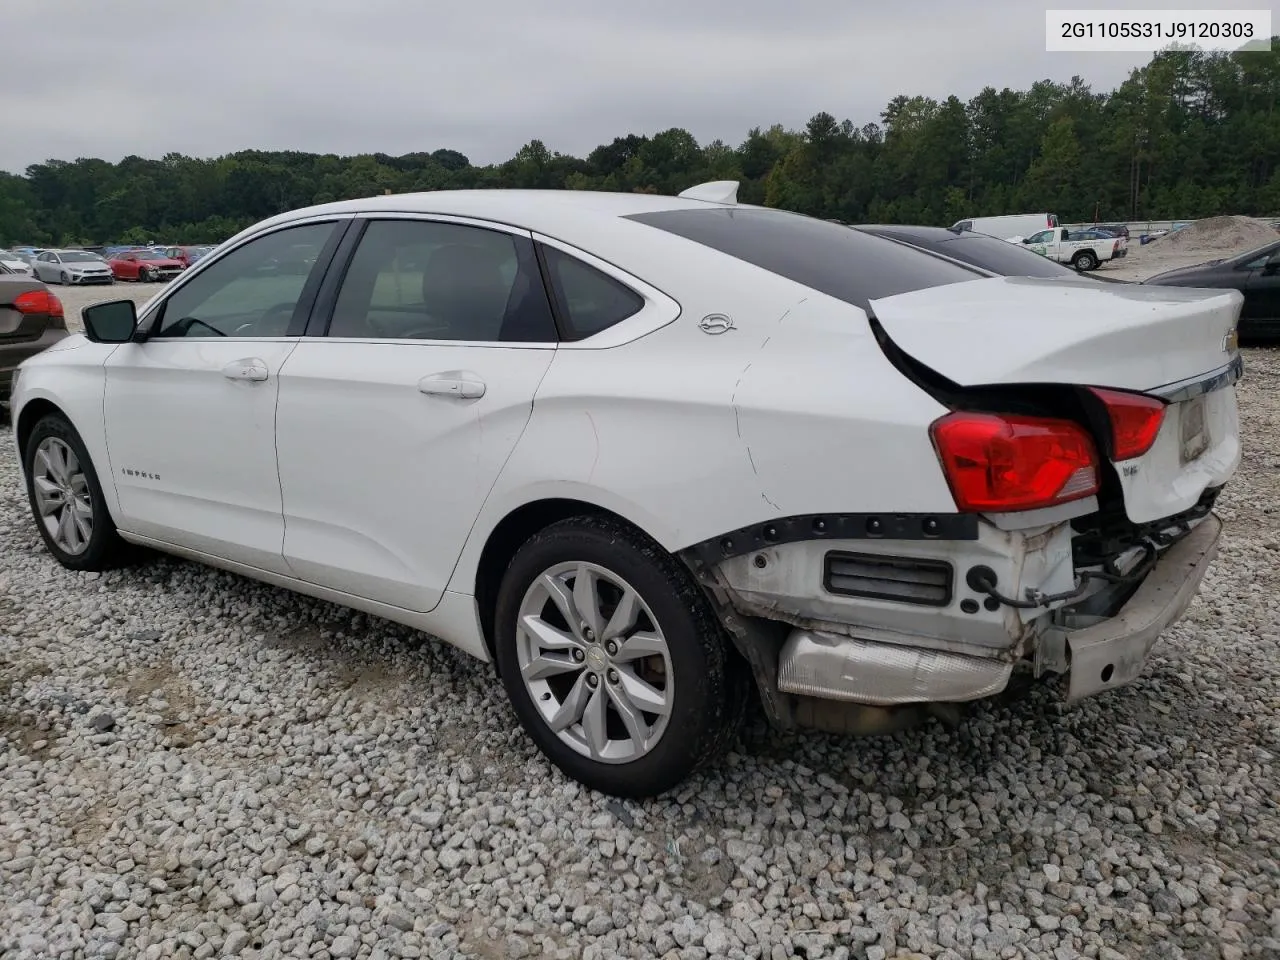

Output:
xmin=1008 ymin=227 xmax=1127 ymax=271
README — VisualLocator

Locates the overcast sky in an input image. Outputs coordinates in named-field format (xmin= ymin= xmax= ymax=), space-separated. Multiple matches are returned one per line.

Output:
xmin=0 ymin=0 xmax=1255 ymax=174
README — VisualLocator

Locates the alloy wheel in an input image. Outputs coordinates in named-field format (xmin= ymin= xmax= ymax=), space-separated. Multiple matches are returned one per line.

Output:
xmin=31 ymin=437 xmax=93 ymax=555
xmin=516 ymin=561 xmax=674 ymax=764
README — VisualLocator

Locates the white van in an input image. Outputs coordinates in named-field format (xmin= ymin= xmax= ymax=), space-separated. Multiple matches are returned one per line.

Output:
xmin=951 ymin=213 xmax=1059 ymax=239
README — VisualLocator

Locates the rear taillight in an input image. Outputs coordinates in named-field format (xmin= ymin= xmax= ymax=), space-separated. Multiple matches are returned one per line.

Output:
xmin=1088 ymin=387 xmax=1166 ymax=460
xmin=930 ymin=411 xmax=1100 ymax=513
xmin=13 ymin=289 xmax=64 ymax=319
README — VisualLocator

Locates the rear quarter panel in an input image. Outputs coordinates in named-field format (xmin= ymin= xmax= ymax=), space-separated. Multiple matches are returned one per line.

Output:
xmin=447 ymin=239 xmax=958 ymax=596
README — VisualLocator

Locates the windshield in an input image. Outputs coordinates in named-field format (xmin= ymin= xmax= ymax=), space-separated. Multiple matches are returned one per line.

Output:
xmin=59 ymin=251 xmax=103 ymax=263
xmin=137 ymin=252 xmax=167 ymax=261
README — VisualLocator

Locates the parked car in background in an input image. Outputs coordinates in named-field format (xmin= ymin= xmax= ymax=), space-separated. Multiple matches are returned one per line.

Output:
xmin=8 ymin=183 xmax=1245 ymax=796
xmin=950 ymin=213 xmax=1060 ymax=238
xmin=1010 ymin=226 xmax=1125 ymax=271
xmin=0 ymin=249 xmax=34 ymax=276
xmin=1069 ymin=228 xmax=1129 ymax=259
xmin=12 ymin=248 xmax=46 ymax=265
xmin=108 ymin=249 xmax=185 ymax=283
xmin=31 ymin=249 xmax=115 ymax=286
xmin=853 ymin=225 xmax=1110 ymax=280
xmin=1142 ymin=237 xmax=1280 ymax=342
xmin=0 ymin=272 xmax=67 ymax=404
xmin=163 ymin=245 xmax=214 ymax=269
xmin=1089 ymin=224 xmax=1131 ymax=240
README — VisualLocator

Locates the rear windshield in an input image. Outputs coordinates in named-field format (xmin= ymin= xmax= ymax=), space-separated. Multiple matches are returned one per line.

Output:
xmin=869 ymin=229 xmax=1080 ymax=279
xmin=625 ymin=207 xmax=982 ymax=311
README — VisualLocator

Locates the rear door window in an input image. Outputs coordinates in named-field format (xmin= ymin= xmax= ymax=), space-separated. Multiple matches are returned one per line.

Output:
xmin=626 ymin=207 xmax=982 ymax=312
xmin=326 ymin=219 xmax=557 ymax=343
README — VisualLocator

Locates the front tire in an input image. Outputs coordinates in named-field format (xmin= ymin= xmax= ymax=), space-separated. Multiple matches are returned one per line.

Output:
xmin=60 ymin=271 xmax=71 ymax=285
xmin=24 ymin=415 xmax=130 ymax=571
xmin=494 ymin=516 xmax=742 ymax=798
xmin=138 ymin=267 xmax=152 ymax=283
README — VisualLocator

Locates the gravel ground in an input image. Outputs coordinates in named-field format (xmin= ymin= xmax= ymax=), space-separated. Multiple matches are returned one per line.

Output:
xmin=3 ymin=284 xmax=1279 ymax=960
xmin=52 ymin=281 xmax=158 ymax=334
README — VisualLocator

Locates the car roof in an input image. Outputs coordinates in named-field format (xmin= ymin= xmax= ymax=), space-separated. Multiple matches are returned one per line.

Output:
xmin=238 ymin=189 xmax=737 ymax=240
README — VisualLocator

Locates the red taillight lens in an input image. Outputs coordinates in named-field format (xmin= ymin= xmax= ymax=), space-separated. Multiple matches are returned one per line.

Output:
xmin=930 ymin=412 xmax=1100 ymax=513
xmin=1089 ymin=387 xmax=1166 ymax=460
xmin=14 ymin=289 xmax=64 ymax=319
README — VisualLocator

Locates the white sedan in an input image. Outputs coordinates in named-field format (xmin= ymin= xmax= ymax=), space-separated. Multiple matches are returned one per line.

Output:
xmin=0 ymin=248 xmax=34 ymax=276
xmin=9 ymin=183 xmax=1243 ymax=797
xmin=31 ymin=249 xmax=114 ymax=285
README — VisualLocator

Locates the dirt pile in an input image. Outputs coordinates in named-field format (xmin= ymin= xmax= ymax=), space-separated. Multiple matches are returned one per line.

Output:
xmin=1148 ymin=215 xmax=1280 ymax=254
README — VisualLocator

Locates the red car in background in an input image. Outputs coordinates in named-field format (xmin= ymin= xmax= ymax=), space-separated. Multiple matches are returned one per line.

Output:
xmin=163 ymin=245 xmax=214 ymax=269
xmin=108 ymin=250 xmax=185 ymax=283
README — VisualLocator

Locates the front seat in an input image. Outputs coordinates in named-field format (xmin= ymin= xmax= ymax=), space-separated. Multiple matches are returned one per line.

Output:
xmin=420 ymin=244 xmax=512 ymax=341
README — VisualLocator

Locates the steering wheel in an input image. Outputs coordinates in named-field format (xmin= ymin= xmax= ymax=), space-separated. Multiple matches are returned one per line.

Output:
xmin=176 ymin=316 xmax=226 ymax=337
xmin=233 ymin=302 xmax=295 ymax=337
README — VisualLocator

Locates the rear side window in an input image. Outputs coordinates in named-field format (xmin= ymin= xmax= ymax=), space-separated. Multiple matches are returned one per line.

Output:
xmin=626 ymin=207 xmax=982 ymax=312
xmin=541 ymin=245 xmax=644 ymax=340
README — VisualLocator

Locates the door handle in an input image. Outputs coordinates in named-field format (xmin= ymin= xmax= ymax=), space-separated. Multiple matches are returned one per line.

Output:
xmin=222 ymin=358 xmax=269 ymax=382
xmin=418 ymin=374 xmax=486 ymax=399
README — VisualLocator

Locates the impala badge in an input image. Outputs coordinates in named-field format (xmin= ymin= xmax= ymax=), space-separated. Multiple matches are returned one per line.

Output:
xmin=698 ymin=313 xmax=735 ymax=335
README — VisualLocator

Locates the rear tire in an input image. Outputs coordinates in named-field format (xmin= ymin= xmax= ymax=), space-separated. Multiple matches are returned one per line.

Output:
xmin=493 ymin=515 xmax=742 ymax=798
xmin=1072 ymin=251 xmax=1098 ymax=271
xmin=23 ymin=414 xmax=132 ymax=571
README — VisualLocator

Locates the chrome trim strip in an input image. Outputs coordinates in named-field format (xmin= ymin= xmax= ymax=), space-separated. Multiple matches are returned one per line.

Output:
xmin=1150 ymin=352 xmax=1243 ymax=403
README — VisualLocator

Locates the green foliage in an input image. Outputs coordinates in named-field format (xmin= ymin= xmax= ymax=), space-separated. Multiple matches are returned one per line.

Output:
xmin=1 ymin=45 xmax=1276 ymax=246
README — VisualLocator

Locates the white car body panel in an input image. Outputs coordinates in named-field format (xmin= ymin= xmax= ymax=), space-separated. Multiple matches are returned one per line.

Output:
xmin=9 ymin=336 xmax=116 ymax=505
xmin=275 ymin=339 xmax=556 ymax=611
xmin=1113 ymin=382 xmax=1240 ymax=523
xmin=445 ymin=278 xmax=958 ymax=602
xmin=870 ymin=277 xmax=1241 ymax=392
xmin=102 ymin=338 xmax=301 ymax=574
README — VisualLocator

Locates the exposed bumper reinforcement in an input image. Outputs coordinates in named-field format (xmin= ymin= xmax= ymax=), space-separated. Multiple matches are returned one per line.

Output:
xmin=1057 ymin=513 xmax=1221 ymax=703
xmin=776 ymin=630 xmax=1013 ymax=706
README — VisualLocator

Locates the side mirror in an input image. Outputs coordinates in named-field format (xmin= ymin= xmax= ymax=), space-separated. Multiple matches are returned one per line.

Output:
xmin=82 ymin=300 xmax=138 ymax=344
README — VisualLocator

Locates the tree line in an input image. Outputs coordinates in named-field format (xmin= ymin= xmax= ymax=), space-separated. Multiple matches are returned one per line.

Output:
xmin=1 ymin=45 xmax=1277 ymax=247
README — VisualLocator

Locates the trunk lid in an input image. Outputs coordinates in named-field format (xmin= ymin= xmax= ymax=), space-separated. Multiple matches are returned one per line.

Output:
xmin=871 ymin=275 xmax=1243 ymax=524
xmin=0 ymin=278 xmax=51 ymax=344
xmin=869 ymin=275 xmax=1240 ymax=392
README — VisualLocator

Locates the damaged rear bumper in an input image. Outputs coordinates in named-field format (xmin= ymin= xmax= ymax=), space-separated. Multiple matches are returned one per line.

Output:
xmin=693 ymin=506 xmax=1222 ymax=728
xmin=1052 ymin=512 xmax=1220 ymax=702
xmin=770 ymin=513 xmax=1220 ymax=708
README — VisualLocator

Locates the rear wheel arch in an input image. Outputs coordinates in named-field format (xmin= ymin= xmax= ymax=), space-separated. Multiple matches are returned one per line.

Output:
xmin=475 ymin=498 xmax=642 ymax=660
